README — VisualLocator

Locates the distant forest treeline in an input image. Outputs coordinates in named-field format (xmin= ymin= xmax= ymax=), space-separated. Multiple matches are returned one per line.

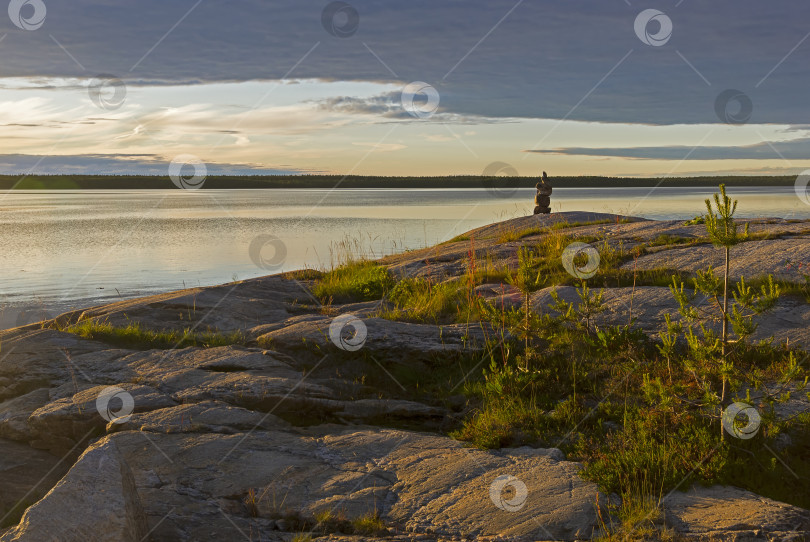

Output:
xmin=0 ymin=174 xmax=797 ymax=190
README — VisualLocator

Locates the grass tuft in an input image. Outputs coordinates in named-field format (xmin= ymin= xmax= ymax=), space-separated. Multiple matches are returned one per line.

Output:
xmin=351 ymin=512 xmax=387 ymax=536
xmin=67 ymin=320 xmax=245 ymax=350
xmin=312 ymin=261 xmax=394 ymax=303
xmin=384 ymin=277 xmax=473 ymax=323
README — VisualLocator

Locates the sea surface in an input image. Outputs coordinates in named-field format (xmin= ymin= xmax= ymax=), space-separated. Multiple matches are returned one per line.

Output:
xmin=2 ymin=186 xmax=808 ymax=328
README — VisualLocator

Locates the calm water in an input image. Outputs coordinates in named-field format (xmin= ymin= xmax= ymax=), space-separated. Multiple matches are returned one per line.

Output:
xmin=1 ymin=186 xmax=807 ymax=328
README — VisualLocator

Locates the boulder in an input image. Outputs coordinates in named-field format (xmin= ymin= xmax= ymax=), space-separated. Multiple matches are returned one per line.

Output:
xmin=0 ymin=437 xmax=149 ymax=542
xmin=257 ymin=317 xmax=489 ymax=365
xmin=0 ymin=388 xmax=50 ymax=442
xmin=106 ymin=400 xmax=289 ymax=434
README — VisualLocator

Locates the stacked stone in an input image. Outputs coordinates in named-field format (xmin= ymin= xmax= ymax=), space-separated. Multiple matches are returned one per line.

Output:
xmin=533 ymin=171 xmax=552 ymax=215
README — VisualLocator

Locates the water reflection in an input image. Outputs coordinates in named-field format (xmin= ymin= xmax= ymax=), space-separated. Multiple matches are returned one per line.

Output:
xmin=1 ymin=186 xmax=807 ymax=328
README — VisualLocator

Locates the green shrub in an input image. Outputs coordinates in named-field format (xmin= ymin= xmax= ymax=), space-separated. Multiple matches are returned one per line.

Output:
xmin=450 ymin=394 xmax=547 ymax=449
xmin=580 ymin=412 xmax=726 ymax=496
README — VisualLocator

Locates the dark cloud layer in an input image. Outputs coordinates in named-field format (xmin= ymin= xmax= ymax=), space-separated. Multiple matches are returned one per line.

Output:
xmin=527 ymin=138 xmax=810 ymax=160
xmin=2 ymin=0 xmax=809 ymax=125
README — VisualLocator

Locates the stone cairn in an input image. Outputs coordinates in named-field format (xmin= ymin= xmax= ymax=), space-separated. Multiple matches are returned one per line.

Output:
xmin=533 ymin=171 xmax=552 ymax=215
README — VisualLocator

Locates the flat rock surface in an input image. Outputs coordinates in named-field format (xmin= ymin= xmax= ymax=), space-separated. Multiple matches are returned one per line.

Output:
xmin=52 ymin=275 xmax=316 ymax=334
xmin=0 ymin=212 xmax=807 ymax=541
xmin=531 ymin=285 xmax=810 ymax=347
xmin=664 ymin=485 xmax=810 ymax=540
xmin=106 ymin=428 xmax=601 ymax=541
xmin=382 ymin=214 xmax=810 ymax=283
xmin=257 ymin=316 xmax=490 ymax=364
xmin=624 ymin=237 xmax=810 ymax=281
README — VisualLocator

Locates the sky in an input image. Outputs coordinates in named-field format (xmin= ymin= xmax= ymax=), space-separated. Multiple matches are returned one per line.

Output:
xmin=1 ymin=0 xmax=810 ymax=177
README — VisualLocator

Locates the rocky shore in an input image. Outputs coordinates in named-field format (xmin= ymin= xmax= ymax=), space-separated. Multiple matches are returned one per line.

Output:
xmin=1 ymin=211 xmax=809 ymax=542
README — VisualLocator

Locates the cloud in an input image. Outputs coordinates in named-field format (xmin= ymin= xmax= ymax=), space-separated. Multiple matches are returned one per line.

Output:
xmin=526 ymin=138 xmax=810 ymax=160
xmin=0 ymin=89 xmax=373 ymax=165
xmin=3 ymin=0 xmax=809 ymax=125
xmin=351 ymin=142 xmax=406 ymax=152
xmin=317 ymin=93 xmax=401 ymax=117
xmin=0 ymin=153 xmax=309 ymax=175
xmin=658 ymin=165 xmax=805 ymax=177
xmin=313 ymin=91 xmax=515 ymax=124
xmin=423 ymin=134 xmax=455 ymax=142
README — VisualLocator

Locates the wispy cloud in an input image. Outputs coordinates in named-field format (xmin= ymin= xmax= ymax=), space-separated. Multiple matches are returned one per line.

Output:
xmin=0 ymin=153 xmax=309 ymax=175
